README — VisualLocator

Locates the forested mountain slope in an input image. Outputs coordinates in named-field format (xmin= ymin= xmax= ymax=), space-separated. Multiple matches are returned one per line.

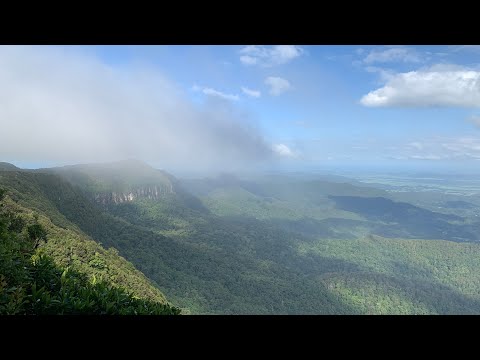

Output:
xmin=0 ymin=171 xmax=179 ymax=314
xmin=3 ymin=161 xmax=480 ymax=314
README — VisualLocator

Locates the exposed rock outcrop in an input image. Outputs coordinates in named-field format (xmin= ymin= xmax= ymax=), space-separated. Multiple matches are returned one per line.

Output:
xmin=93 ymin=184 xmax=174 ymax=205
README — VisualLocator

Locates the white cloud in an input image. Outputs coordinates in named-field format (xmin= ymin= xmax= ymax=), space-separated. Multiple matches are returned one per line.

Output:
xmin=386 ymin=155 xmax=408 ymax=160
xmin=265 ymin=76 xmax=291 ymax=96
xmin=407 ymin=142 xmax=424 ymax=150
xmin=391 ymin=136 xmax=480 ymax=161
xmin=273 ymin=45 xmax=303 ymax=62
xmin=241 ymin=86 xmax=261 ymax=98
xmin=440 ymin=137 xmax=480 ymax=157
xmin=192 ymin=85 xmax=239 ymax=101
xmin=364 ymin=66 xmax=396 ymax=82
xmin=298 ymin=135 xmax=480 ymax=164
xmin=365 ymin=66 xmax=382 ymax=73
xmin=450 ymin=45 xmax=480 ymax=53
xmin=0 ymin=45 xmax=280 ymax=171
xmin=239 ymin=55 xmax=257 ymax=65
xmin=272 ymin=143 xmax=296 ymax=158
xmin=239 ymin=45 xmax=303 ymax=67
xmin=363 ymin=46 xmax=423 ymax=64
xmin=202 ymin=88 xmax=239 ymax=101
xmin=360 ymin=65 xmax=480 ymax=107
xmin=409 ymin=154 xmax=444 ymax=160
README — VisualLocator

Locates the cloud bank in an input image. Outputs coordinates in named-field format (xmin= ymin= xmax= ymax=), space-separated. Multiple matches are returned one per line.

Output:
xmin=0 ymin=46 xmax=282 ymax=171
xmin=388 ymin=137 xmax=480 ymax=161
xmin=361 ymin=65 xmax=480 ymax=107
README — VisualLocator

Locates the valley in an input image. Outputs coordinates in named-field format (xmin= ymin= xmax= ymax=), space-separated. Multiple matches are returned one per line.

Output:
xmin=3 ymin=44 xmax=480 ymax=317
xmin=2 ymin=160 xmax=480 ymax=314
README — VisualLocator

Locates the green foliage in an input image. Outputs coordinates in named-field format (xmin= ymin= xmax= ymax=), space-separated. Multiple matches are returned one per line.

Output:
xmin=4 ymin=163 xmax=480 ymax=315
xmin=7 ymin=213 xmax=25 ymax=233
xmin=1 ymin=253 xmax=180 ymax=315
xmin=27 ymin=223 xmax=48 ymax=249
xmin=298 ymin=235 xmax=480 ymax=314
xmin=116 ymin=177 xmax=480 ymax=314
xmin=0 ymin=172 xmax=174 ymax=303
xmin=0 ymin=188 xmax=180 ymax=315
xmin=21 ymin=254 xmax=179 ymax=315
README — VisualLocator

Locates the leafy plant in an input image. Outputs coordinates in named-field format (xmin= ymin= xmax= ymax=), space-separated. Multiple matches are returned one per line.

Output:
xmin=0 ymin=188 xmax=180 ymax=315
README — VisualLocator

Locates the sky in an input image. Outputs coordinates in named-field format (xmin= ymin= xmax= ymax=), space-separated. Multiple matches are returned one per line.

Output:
xmin=2 ymin=45 xmax=480 ymax=173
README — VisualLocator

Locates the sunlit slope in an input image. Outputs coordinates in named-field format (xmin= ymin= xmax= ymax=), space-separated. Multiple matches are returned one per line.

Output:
xmin=0 ymin=169 xmax=175 ymax=307
xmin=298 ymin=235 xmax=480 ymax=314
xmin=4 ymin=162 xmax=480 ymax=314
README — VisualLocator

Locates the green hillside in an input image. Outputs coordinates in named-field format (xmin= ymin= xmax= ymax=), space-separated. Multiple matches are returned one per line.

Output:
xmin=299 ymin=235 xmax=480 ymax=314
xmin=0 ymin=172 xmax=180 ymax=314
xmin=46 ymin=159 xmax=174 ymax=193
xmin=3 ymin=162 xmax=480 ymax=314
xmin=0 ymin=162 xmax=20 ymax=171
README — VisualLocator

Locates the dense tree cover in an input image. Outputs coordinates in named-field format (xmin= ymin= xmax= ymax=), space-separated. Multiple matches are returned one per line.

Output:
xmin=0 ymin=171 xmax=358 ymax=314
xmin=46 ymin=159 xmax=175 ymax=194
xmin=328 ymin=196 xmax=478 ymax=241
xmin=0 ymin=187 xmax=180 ymax=315
xmin=298 ymin=235 xmax=480 ymax=314
xmin=4 ymin=163 xmax=480 ymax=314
xmin=190 ymin=177 xmax=480 ymax=243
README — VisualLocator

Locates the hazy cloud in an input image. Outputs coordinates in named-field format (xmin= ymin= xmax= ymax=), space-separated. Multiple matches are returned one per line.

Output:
xmin=239 ymin=55 xmax=258 ymax=65
xmin=468 ymin=114 xmax=480 ymax=127
xmin=239 ymin=45 xmax=304 ymax=67
xmin=265 ymin=76 xmax=291 ymax=96
xmin=409 ymin=154 xmax=444 ymax=160
xmin=363 ymin=46 xmax=423 ymax=64
xmin=241 ymin=86 xmax=261 ymax=98
xmin=272 ymin=143 xmax=296 ymax=158
xmin=192 ymin=84 xmax=239 ymax=101
xmin=440 ymin=137 xmax=480 ymax=158
xmin=295 ymin=135 xmax=480 ymax=164
xmin=449 ymin=45 xmax=480 ymax=53
xmin=0 ymin=46 xmax=277 ymax=171
xmin=385 ymin=155 xmax=408 ymax=160
xmin=407 ymin=142 xmax=424 ymax=150
xmin=361 ymin=64 xmax=480 ymax=107
xmin=394 ymin=136 xmax=480 ymax=161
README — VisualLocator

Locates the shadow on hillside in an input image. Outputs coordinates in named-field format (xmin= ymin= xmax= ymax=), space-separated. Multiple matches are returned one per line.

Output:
xmin=265 ymin=217 xmax=371 ymax=240
xmin=328 ymin=195 xmax=479 ymax=242
xmin=209 ymin=214 xmax=480 ymax=314
xmin=314 ymin=269 xmax=480 ymax=315
xmin=14 ymin=171 xmax=479 ymax=314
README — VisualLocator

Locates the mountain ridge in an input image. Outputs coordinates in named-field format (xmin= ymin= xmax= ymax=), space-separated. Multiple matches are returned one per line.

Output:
xmin=0 ymin=167 xmax=180 ymax=312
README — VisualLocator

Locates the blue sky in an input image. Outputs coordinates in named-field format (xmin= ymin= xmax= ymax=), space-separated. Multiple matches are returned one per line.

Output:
xmin=2 ymin=45 xmax=480 ymax=172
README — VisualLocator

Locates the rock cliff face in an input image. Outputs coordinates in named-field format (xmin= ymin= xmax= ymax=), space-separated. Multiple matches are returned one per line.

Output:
xmin=93 ymin=184 xmax=174 ymax=205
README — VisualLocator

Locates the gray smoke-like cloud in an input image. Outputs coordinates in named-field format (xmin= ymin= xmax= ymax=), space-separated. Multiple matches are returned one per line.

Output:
xmin=0 ymin=46 xmax=285 ymax=171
